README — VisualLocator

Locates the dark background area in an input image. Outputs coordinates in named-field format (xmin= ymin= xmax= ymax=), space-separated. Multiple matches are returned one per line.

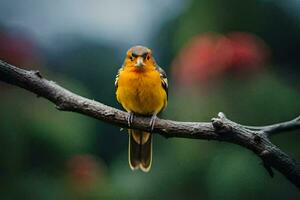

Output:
xmin=0 ymin=0 xmax=300 ymax=199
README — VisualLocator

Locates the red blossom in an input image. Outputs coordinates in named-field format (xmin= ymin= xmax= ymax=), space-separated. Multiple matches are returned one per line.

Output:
xmin=66 ymin=154 xmax=100 ymax=186
xmin=172 ymin=32 xmax=270 ymax=86
xmin=0 ymin=32 xmax=37 ymax=67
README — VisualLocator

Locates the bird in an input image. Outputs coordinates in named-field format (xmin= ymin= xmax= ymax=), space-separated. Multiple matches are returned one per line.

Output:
xmin=115 ymin=45 xmax=168 ymax=172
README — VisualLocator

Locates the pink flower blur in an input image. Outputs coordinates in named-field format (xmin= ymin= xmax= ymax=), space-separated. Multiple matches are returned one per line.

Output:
xmin=172 ymin=32 xmax=270 ymax=86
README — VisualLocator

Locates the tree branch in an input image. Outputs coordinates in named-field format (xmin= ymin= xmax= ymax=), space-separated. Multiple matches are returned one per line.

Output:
xmin=0 ymin=59 xmax=300 ymax=188
xmin=244 ymin=116 xmax=300 ymax=136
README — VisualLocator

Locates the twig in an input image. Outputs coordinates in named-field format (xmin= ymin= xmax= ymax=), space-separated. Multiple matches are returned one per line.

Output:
xmin=0 ymin=59 xmax=300 ymax=188
xmin=244 ymin=116 xmax=300 ymax=136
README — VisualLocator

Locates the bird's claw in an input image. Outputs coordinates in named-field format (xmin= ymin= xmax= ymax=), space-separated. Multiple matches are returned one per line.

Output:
xmin=150 ymin=114 xmax=157 ymax=132
xmin=127 ymin=112 xmax=134 ymax=127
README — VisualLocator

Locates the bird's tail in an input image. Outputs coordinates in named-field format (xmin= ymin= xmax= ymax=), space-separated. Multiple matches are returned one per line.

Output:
xmin=128 ymin=129 xmax=152 ymax=172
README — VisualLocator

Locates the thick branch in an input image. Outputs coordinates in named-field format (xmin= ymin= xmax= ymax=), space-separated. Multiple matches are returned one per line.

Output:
xmin=0 ymin=60 xmax=300 ymax=188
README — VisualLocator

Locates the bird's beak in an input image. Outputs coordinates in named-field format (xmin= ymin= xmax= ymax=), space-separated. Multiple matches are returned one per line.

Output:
xmin=135 ymin=57 xmax=145 ymax=68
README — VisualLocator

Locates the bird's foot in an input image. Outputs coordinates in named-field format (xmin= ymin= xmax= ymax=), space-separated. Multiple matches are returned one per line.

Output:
xmin=127 ymin=112 xmax=134 ymax=127
xmin=149 ymin=114 xmax=157 ymax=132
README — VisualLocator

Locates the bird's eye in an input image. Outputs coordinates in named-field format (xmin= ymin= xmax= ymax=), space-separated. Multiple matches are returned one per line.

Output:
xmin=129 ymin=56 xmax=134 ymax=61
xmin=146 ymin=55 xmax=150 ymax=60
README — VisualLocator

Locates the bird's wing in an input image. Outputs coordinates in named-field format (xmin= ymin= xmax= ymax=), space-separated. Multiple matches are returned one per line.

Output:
xmin=155 ymin=65 xmax=168 ymax=98
xmin=115 ymin=67 xmax=123 ymax=90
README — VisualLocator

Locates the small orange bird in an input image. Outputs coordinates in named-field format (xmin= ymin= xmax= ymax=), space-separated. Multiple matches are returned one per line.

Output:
xmin=115 ymin=45 xmax=168 ymax=172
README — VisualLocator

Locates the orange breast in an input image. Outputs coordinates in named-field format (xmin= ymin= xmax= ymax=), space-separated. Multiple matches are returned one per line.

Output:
xmin=116 ymin=68 xmax=167 ymax=115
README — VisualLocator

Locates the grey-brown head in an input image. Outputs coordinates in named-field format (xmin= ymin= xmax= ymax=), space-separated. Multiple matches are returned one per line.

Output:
xmin=125 ymin=45 xmax=153 ymax=68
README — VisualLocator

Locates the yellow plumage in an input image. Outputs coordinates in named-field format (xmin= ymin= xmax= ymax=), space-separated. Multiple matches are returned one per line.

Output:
xmin=116 ymin=67 xmax=167 ymax=115
xmin=115 ymin=45 xmax=168 ymax=172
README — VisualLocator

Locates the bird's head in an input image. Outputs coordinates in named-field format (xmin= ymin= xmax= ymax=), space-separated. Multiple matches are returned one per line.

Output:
xmin=124 ymin=45 xmax=155 ymax=69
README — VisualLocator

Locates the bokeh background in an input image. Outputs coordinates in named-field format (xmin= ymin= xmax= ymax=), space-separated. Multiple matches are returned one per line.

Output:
xmin=0 ymin=0 xmax=300 ymax=199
